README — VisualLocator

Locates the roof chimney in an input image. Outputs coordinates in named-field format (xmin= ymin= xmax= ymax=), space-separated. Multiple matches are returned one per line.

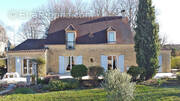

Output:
xmin=121 ymin=10 xmax=126 ymax=17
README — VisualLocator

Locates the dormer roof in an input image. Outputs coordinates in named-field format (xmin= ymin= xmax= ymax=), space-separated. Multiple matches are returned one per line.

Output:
xmin=65 ymin=24 xmax=76 ymax=31
xmin=106 ymin=26 xmax=116 ymax=31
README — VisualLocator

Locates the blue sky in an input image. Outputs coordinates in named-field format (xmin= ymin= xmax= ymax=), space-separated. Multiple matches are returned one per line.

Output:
xmin=0 ymin=0 xmax=180 ymax=44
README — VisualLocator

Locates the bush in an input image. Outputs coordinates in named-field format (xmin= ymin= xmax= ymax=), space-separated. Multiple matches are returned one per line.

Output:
xmin=171 ymin=56 xmax=180 ymax=69
xmin=88 ymin=66 xmax=104 ymax=87
xmin=61 ymin=79 xmax=79 ymax=89
xmin=88 ymin=66 xmax=104 ymax=79
xmin=37 ymin=75 xmax=59 ymax=84
xmin=177 ymin=73 xmax=180 ymax=82
xmin=32 ymin=57 xmax=46 ymax=77
xmin=101 ymin=69 xmax=136 ymax=101
xmin=127 ymin=66 xmax=143 ymax=82
xmin=48 ymin=79 xmax=79 ymax=91
xmin=0 ymin=59 xmax=6 ymax=68
xmin=71 ymin=64 xmax=88 ymax=80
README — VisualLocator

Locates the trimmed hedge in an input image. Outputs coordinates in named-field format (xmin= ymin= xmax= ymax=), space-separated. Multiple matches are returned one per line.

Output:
xmin=48 ymin=79 xmax=79 ymax=91
xmin=71 ymin=64 xmax=88 ymax=79
xmin=127 ymin=66 xmax=144 ymax=82
xmin=88 ymin=66 xmax=104 ymax=80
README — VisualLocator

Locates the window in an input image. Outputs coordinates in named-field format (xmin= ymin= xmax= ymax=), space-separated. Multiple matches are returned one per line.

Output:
xmin=66 ymin=56 xmax=75 ymax=71
xmin=66 ymin=32 xmax=75 ymax=49
xmin=23 ymin=59 xmax=33 ymax=75
xmin=90 ymin=57 xmax=94 ymax=63
xmin=107 ymin=56 xmax=117 ymax=70
xmin=108 ymin=31 xmax=116 ymax=43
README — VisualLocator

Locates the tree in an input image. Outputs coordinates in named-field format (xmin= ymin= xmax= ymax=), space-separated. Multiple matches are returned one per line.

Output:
xmin=91 ymin=0 xmax=138 ymax=28
xmin=171 ymin=48 xmax=176 ymax=57
xmin=159 ymin=34 xmax=167 ymax=47
xmin=134 ymin=0 xmax=160 ymax=80
xmin=18 ymin=18 xmax=46 ymax=41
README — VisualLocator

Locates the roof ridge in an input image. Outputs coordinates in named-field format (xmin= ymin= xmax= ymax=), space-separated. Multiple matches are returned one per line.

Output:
xmin=51 ymin=16 xmax=123 ymax=23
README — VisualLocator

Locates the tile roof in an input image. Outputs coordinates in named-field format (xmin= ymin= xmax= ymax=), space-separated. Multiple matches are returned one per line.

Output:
xmin=47 ymin=16 xmax=134 ymax=44
xmin=12 ymin=39 xmax=46 ymax=51
xmin=12 ymin=16 xmax=134 ymax=51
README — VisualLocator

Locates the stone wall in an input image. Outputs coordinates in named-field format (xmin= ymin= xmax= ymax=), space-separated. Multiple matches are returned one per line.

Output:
xmin=7 ymin=50 xmax=46 ymax=76
xmin=7 ymin=44 xmax=171 ymax=76
xmin=46 ymin=44 xmax=171 ymax=73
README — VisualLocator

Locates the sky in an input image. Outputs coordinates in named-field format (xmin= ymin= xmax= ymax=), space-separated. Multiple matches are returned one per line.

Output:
xmin=0 ymin=0 xmax=180 ymax=45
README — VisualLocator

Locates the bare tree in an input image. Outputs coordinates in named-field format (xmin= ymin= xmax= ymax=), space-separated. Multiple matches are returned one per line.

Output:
xmin=0 ymin=26 xmax=7 ymax=43
xmin=159 ymin=34 xmax=168 ymax=47
xmin=91 ymin=0 xmax=138 ymax=28
xmin=17 ymin=0 xmax=138 ymax=42
xmin=18 ymin=18 xmax=45 ymax=40
xmin=117 ymin=0 xmax=139 ymax=28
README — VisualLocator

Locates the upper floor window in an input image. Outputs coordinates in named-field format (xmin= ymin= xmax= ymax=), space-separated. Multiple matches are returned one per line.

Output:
xmin=108 ymin=31 xmax=116 ymax=43
xmin=66 ymin=32 xmax=75 ymax=49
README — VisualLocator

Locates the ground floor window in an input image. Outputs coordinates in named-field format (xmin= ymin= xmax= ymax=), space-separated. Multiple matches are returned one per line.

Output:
xmin=66 ymin=56 xmax=75 ymax=71
xmin=23 ymin=59 xmax=33 ymax=75
xmin=107 ymin=56 xmax=117 ymax=70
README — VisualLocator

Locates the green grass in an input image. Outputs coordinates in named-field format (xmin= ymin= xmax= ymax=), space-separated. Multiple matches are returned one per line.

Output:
xmin=0 ymin=85 xmax=180 ymax=101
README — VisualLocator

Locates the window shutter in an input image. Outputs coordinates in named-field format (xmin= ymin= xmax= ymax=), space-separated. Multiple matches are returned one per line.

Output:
xmin=101 ymin=55 xmax=108 ymax=71
xmin=158 ymin=55 xmax=162 ymax=72
xmin=15 ymin=57 xmax=21 ymax=75
xmin=59 ymin=56 xmax=65 ymax=74
xmin=75 ymin=56 xmax=83 ymax=64
xmin=64 ymin=56 xmax=69 ymax=72
xmin=118 ymin=55 xmax=124 ymax=72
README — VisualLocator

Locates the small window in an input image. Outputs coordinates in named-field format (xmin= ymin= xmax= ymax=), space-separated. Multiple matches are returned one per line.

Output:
xmin=108 ymin=31 xmax=116 ymax=43
xmin=66 ymin=32 xmax=75 ymax=49
xmin=90 ymin=57 xmax=94 ymax=63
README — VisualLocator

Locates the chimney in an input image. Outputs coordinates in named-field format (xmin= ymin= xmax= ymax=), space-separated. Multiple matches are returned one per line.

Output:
xmin=121 ymin=10 xmax=126 ymax=17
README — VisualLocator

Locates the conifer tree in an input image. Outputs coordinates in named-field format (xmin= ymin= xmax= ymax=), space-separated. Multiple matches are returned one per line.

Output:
xmin=134 ymin=0 xmax=160 ymax=80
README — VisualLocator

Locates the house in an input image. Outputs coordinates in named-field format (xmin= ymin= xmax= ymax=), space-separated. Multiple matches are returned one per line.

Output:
xmin=7 ymin=16 xmax=171 ymax=77
xmin=0 ymin=25 xmax=9 ymax=56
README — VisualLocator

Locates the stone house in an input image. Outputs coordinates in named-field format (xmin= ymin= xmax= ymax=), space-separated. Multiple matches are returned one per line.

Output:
xmin=7 ymin=16 xmax=171 ymax=77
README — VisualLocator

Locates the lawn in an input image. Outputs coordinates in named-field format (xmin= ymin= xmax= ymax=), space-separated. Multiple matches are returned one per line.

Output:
xmin=0 ymin=85 xmax=180 ymax=101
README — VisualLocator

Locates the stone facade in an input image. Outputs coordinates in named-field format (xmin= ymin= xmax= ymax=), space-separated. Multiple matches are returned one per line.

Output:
xmin=7 ymin=44 xmax=171 ymax=76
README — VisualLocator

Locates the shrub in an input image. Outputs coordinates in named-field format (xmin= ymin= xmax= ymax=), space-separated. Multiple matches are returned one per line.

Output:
xmin=171 ymin=56 xmax=180 ymax=69
xmin=88 ymin=66 xmax=104 ymax=79
xmin=71 ymin=64 xmax=88 ymax=80
xmin=48 ymin=79 xmax=79 ymax=91
xmin=32 ymin=57 xmax=46 ymax=77
xmin=0 ymin=59 xmax=6 ymax=67
xmin=88 ymin=66 xmax=104 ymax=87
xmin=101 ymin=69 xmax=136 ymax=101
xmin=61 ymin=79 xmax=79 ymax=89
xmin=177 ymin=73 xmax=180 ymax=81
xmin=127 ymin=66 xmax=143 ymax=82
xmin=48 ymin=80 xmax=68 ymax=91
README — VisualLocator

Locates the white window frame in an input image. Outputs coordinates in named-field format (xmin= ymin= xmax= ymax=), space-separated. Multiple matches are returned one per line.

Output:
xmin=107 ymin=31 xmax=116 ymax=43
xmin=107 ymin=55 xmax=117 ymax=70
xmin=66 ymin=32 xmax=75 ymax=49
xmin=22 ymin=58 xmax=33 ymax=75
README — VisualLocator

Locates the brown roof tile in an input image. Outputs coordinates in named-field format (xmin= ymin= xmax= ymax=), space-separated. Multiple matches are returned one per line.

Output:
xmin=47 ymin=16 xmax=134 ymax=44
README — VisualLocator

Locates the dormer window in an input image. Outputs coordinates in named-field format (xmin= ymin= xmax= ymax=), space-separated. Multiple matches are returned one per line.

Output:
xmin=107 ymin=26 xmax=116 ymax=43
xmin=66 ymin=32 xmax=75 ymax=49
xmin=108 ymin=31 xmax=116 ymax=43
xmin=65 ymin=24 xmax=76 ymax=49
